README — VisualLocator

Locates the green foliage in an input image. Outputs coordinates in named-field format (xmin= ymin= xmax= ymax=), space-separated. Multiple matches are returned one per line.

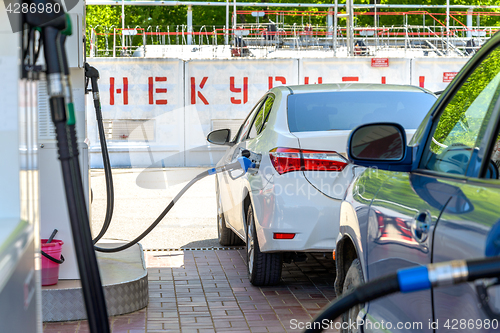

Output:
xmin=254 ymin=95 xmax=275 ymax=134
xmin=431 ymin=48 xmax=500 ymax=153
xmin=86 ymin=4 xmax=189 ymax=54
xmin=353 ymin=168 xmax=392 ymax=205
xmin=85 ymin=0 xmax=500 ymax=55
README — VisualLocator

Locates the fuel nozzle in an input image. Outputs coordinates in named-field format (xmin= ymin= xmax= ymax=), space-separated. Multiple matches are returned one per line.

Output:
xmin=85 ymin=63 xmax=103 ymax=119
xmin=240 ymin=149 xmax=262 ymax=170
xmin=85 ymin=63 xmax=100 ymax=97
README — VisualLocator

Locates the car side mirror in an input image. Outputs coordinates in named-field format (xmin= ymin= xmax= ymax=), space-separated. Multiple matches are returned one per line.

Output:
xmin=348 ymin=123 xmax=413 ymax=172
xmin=207 ymin=129 xmax=233 ymax=146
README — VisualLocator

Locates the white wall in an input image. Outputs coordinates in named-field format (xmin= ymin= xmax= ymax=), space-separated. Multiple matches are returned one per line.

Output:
xmin=87 ymin=57 xmax=469 ymax=168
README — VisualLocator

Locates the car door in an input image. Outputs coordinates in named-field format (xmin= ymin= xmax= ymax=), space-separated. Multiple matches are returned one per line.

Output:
xmin=219 ymin=97 xmax=266 ymax=234
xmin=365 ymin=171 xmax=448 ymax=332
xmin=419 ymin=45 xmax=500 ymax=332
xmin=222 ymin=96 xmax=269 ymax=235
xmin=228 ymin=94 xmax=276 ymax=236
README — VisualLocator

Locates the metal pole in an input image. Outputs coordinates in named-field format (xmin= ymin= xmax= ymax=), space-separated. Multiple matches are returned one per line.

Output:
xmin=293 ymin=23 xmax=296 ymax=49
xmin=405 ymin=14 xmax=408 ymax=54
xmin=467 ymin=8 xmax=473 ymax=38
xmin=233 ymin=0 xmax=237 ymax=47
xmin=187 ymin=5 xmax=192 ymax=45
xmin=374 ymin=0 xmax=378 ymax=50
xmin=446 ymin=0 xmax=450 ymax=53
xmin=347 ymin=0 xmax=353 ymax=56
xmin=143 ymin=28 xmax=146 ymax=56
xmin=90 ymin=29 xmax=96 ymax=57
xmin=327 ymin=7 xmax=333 ymax=35
xmin=113 ymin=28 xmax=116 ymax=57
xmin=121 ymin=0 xmax=125 ymax=52
xmin=225 ymin=0 xmax=229 ymax=44
xmin=121 ymin=0 xmax=125 ymax=31
xmin=334 ymin=0 xmax=337 ymax=56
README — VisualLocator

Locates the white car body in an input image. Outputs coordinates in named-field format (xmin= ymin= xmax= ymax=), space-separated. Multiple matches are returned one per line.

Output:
xmin=212 ymin=83 xmax=436 ymax=285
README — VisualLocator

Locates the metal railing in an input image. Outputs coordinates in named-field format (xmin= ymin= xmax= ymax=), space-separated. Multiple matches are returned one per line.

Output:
xmin=87 ymin=10 xmax=497 ymax=58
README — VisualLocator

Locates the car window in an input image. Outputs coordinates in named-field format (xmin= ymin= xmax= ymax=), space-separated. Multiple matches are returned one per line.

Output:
xmin=287 ymin=91 xmax=436 ymax=132
xmin=250 ymin=94 xmax=275 ymax=138
xmin=422 ymin=48 xmax=500 ymax=176
xmin=485 ymin=131 xmax=500 ymax=180
xmin=247 ymin=99 xmax=267 ymax=140
xmin=236 ymin=98 xmax=265 ymax=142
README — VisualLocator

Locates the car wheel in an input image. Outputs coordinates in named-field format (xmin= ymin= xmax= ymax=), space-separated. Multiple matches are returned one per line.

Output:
xmin=341 ymin=258 xmax=364 ymax=333
xmin=216 ymin=184 xmax=244 ymax=246
xmin=246 ymin=205 xmax=282 ymax=286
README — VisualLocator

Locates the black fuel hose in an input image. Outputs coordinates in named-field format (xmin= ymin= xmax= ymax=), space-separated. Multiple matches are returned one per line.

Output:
xmin=93 ymin=163 xmax=241 ymax=253
xmin=85 ymin=64 xmax=258 ymax=253
xmin=85 ymin=63 xmax=114 ymax=244
xmin=38 ymin=17 xmax=111 ymax=333
xmin=92 ymin=173 xmax=203 ymax=253
xmin=467 ymin=256 xmax=500 ymax=281
xmin=305 ymin=257 xmax=500 ymax=333
xmin=304 ymin=273 xmax=399 ymax=333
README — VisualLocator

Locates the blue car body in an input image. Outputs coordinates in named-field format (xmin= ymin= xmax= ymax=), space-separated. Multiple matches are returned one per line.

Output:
xmin=336 ymin=33 xmax=500 ymax=332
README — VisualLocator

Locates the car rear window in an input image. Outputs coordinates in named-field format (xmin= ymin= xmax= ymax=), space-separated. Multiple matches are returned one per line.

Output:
xmin=287 ymin=91 xmax=436 ymax=132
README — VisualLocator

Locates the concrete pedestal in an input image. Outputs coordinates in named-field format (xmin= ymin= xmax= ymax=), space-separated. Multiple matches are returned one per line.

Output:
xmin=42 ymin=240 xmax=148 ymax=322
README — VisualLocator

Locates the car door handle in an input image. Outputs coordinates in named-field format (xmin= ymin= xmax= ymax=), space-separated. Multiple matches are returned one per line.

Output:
xmin=411 ymin=211 xmax=431 ymax=242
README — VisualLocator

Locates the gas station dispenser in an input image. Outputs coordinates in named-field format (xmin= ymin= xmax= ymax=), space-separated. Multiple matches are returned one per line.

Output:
xmin=0 ymin=2 xmax=42 ymax=332
xmin=37 ymin=0 xmax=88 ymax=280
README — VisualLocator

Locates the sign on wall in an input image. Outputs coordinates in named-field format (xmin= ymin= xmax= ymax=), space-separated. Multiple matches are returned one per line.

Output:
xmin=411 ymin=58 xmax=468 ymax=92
xmin=299 ymin=58 xmax=411 ymax=86
xmin=184 ymin=59 xmax=298 ymax=166
xmin=87 ymin=58 xmax=184 ymax=168
xmin=87 ymin=57 xmax=470 ymax=168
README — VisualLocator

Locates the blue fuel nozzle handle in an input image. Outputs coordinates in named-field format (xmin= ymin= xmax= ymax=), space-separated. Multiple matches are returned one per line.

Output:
xmin=207 ymin=156 xmax=257 ymax=178
xmin=238 ymin=156 xmax=256 ymax=173
xmin=397 ymin=266 xmax=431 ymax=292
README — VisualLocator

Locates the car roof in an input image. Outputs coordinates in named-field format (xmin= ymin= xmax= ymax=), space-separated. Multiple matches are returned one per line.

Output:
xmin=278 ymin=83 xmax=433 ymax=95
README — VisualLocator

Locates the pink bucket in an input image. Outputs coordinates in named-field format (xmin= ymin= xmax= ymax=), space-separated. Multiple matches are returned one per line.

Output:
xmin=41 ymin=239 xmax=64 ymax=286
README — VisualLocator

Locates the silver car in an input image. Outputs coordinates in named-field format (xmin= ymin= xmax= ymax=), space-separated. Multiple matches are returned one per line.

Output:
xmin=207 ymin=83 xmax=436 ymax=286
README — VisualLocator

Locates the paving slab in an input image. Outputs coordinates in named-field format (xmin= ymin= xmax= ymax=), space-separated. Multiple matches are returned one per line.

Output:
xmin=45 ymin=168 xmax=339 ymax=332
xmin=43 ymin=250 xmax=338 ymax=332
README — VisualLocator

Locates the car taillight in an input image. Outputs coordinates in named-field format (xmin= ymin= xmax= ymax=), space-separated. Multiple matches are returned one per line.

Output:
xmin=269 ymin=147 xmax=348 ymax=175
xmin=302 ymin=150 xmax=348 ymax=172
xmin=274 ymin=233 xmax=296 ymax=239
xmin=269 ymin=148 xmax=302 ymax=174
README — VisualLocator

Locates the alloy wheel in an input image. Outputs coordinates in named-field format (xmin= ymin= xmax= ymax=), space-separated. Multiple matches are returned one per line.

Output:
xmin=247 ymin=218 xmax=255 ymax=275
xmin=217 ymin=194 xmax=223 ymax=240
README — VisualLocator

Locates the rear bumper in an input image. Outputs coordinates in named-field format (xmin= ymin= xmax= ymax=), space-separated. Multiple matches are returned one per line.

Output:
xmin=251 ymin=173 xmax=341 ymax=253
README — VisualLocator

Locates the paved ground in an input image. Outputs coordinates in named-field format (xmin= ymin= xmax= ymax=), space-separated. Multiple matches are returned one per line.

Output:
xmin=43 ymin=250 xmax=338 ymax=333
xmin=44 ymin=168 xmax=339 ymax=333
xmin=90 ymin=168 xmax=220 ymax=249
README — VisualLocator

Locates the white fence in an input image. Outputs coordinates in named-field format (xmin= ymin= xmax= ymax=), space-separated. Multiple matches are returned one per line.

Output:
xmin=87 ymin=57 xmax=468 ymax=168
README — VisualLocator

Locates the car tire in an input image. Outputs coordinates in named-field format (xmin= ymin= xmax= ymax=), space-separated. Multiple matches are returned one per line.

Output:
xmin=246 ymin=205 xmax=282 ymax=286
xmin=216 ymin=182 xmax=244 ymax=246
xmin=341 ymin=258 xmax=364 ymax=333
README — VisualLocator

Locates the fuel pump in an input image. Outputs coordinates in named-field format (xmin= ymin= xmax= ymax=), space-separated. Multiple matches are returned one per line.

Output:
xmin=23 ymin=2 xmax=111 ymax=332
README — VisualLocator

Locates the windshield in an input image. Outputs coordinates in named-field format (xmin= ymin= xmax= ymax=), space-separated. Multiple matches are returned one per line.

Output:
xmin=287 ymin=91 xmax=436 ymax=132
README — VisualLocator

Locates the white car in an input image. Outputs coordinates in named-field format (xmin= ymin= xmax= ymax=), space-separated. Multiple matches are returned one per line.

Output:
xmin=207 ymin=84 xmax=436 ymax=286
